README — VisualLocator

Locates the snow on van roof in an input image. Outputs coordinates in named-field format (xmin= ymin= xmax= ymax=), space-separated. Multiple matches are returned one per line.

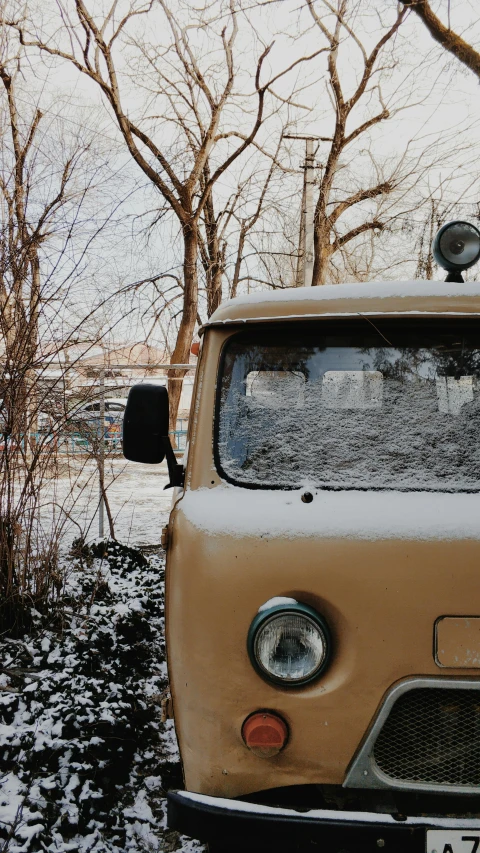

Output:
xmin=203 ymin=280 xmax=480 ymax=330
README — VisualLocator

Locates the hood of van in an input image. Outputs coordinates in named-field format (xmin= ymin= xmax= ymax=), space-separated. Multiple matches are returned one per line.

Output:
xmin=179 ymin=485 xmax=480 ymax=541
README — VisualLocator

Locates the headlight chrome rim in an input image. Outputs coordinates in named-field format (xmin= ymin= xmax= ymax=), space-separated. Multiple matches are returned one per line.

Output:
xmin=247 ymin=602 xmax=331 ymax=687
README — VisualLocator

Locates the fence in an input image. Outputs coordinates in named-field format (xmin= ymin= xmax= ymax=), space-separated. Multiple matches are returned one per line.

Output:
xmin=25 ymin=418 xmax=188 ymax=455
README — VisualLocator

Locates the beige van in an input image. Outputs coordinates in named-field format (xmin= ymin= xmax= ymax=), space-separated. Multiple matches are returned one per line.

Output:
xmin=124 ymin=258 xmax=480 ymax=852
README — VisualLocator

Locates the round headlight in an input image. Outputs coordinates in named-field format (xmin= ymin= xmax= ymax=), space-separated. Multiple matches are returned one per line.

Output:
xmin=248 ymin=602 xmax=330 ymax=687
xmin=432 ymin=221 xmax=480 ymax=272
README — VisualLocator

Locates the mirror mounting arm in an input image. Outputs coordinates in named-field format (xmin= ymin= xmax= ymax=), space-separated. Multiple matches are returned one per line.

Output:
xmin=162 ymin=436 xmax=185 ymax=489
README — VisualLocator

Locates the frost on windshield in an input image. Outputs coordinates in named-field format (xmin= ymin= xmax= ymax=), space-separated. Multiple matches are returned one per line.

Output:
xmin=217 ymin=322 xmax=480 ymax=491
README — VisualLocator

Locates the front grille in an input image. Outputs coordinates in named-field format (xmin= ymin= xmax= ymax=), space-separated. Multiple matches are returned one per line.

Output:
xmin=373 ymin=687 xmax=480 ymax=786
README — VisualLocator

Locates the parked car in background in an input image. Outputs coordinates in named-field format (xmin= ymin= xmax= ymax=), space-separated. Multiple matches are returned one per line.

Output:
xmin=66 ymin=398 xmax=128 ymax=447
xmin=68 ymin=398 xmax=128 ymax=424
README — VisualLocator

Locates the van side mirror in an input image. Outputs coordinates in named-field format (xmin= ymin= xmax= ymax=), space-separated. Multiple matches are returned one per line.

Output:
xmin=122 ymin=384 xmax=184 ymax=488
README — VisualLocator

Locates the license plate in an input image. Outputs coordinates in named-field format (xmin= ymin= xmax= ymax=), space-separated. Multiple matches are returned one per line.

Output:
xmin=427 ymin=831 xmax=480 ymax=853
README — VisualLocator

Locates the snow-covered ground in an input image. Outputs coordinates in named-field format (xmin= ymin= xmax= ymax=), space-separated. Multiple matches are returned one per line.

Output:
xmin=0 ymin=538 xmax=205 ymax=853
xmin=40 ymin=458 xmax=174 ymax=550
xmin=1 ymin=454 xmax=207 ymax=851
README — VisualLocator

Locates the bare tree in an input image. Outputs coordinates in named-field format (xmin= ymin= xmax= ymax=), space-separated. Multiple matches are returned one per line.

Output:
xmin=0 ymin=13 xmax=139 ymax=630
xmin=9 ymin=0 xmax=322 ymax=429
xmin=305 ymin=0 xmax=408 ymax=285
xmin=196 ymin=133 xmax=289 ymax=311
xmin=0 ymin=42 xmax=70 ymax=626
xmin=227 ymin=138 xmax=288 ymax=299
xmin=0 ymin=56 xmax=70 ymax=440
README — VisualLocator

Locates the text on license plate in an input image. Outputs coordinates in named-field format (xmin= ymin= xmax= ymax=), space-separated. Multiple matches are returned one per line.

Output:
xmin=427 ymin=831 xmax=480 ymax=853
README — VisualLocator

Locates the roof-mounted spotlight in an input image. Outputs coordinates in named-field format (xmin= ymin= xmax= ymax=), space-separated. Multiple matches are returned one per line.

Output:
xmin=432 ymin=220 xmax=480 ymax=283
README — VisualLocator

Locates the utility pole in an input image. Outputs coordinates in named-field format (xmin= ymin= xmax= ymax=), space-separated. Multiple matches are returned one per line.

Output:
xmin=284 ymin=135 xmax=331 ymax=287
xmin=296 ymin=165 xmax=307 ymax=287
xmin=304 ymin=138 xmax=315 ymax=287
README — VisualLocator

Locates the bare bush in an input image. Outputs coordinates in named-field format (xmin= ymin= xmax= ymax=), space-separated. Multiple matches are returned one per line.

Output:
xmin=0 ymin=19 xmax=133 ymax=633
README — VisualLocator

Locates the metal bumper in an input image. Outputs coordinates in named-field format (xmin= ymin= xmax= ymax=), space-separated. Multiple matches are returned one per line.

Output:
xmin=167 ymin=789 xmax=480 ymax=851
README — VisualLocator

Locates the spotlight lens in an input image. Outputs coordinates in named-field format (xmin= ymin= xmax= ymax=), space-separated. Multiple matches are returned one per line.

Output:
xmin=437 ymin=222 xmax=480 ymax=269
xmin=449 ymin=240 xmax=465 ymax=256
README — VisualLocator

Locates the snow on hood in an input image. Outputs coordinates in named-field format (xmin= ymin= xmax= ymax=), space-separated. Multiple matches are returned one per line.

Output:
xmin=179 ymin=484 xmax=480 ymax=541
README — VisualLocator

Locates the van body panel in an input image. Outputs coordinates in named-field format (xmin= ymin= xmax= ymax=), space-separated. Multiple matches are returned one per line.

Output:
xmin=165 ymin=283 xmax=480 ymax=800
xmin=166 ymin=496 xmax=480 ymax=797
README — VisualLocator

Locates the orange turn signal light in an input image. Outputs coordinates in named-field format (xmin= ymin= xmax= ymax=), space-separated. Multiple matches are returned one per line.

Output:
xmin=242 ymin=712 xmax=288 ymax=758
xmin=191 ymin=342 xmax=200 ymax=356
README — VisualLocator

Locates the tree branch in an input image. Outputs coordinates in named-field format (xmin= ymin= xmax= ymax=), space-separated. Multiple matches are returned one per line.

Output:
xmin=328 ymin=181 xmax=393 ymax=226
xmin=343 ymin=108 xmax=389 ymax=147
xmin=334 ymin=220 xmax=384 ymax=249
xmin=401 ymin=0 xmax=480 ymax=78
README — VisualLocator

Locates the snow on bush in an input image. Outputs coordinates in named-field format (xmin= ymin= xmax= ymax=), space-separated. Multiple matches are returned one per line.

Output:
xmin=0 ymin=540 xmax=201 ymax=853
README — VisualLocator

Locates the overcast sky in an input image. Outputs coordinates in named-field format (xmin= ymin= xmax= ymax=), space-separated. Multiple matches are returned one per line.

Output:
xmin=6 ymin=0 xmax=480 ymax=345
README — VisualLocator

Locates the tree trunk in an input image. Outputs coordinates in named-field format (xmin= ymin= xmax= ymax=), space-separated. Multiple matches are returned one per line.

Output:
xmin=207 ymin=264 xmax=223 ymax=317
xmin=231 ymin=229 xmax=246 ymax=299
xmin=313 ymin=226 xmax=334 ymax=286
xmin=168 ymin=220 xmax=199 ymax=437
xmin=311 ymin=134 xmax=343 ymax=286
xmin=203 ymin=185 xmax=225 ymax=318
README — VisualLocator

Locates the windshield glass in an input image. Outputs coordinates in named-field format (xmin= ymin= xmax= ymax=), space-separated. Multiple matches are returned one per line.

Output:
xmin=216 ymin=319 xmax=480 ymax=491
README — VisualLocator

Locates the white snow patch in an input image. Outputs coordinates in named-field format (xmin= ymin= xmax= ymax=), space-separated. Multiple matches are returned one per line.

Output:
xmin=123 ymin=790 xmax=155 ymax=823
xmin=180 ymin=485 xmax=480 ymax=541
xmin=0 ymin=772 xmax=25 ymax=827
xmin=210 ymin=280 xmax=480 ymax=314
xmin=258 ymin=597 xmax=298 ymax=612
xmin=16 ymin=822 xmax=45 ymax=842
xmin=40 ymin=458 xmax=173 ymax=550
xmin=144 ymin=776 xmax=162 ymax=792
xmin=176 ymin=790 xmax=480 ymax=828
xmin=159 ymin=719 xmax=180 ymax=760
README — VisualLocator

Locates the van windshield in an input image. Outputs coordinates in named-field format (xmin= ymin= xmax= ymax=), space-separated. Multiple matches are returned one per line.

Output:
xmin=216 ymin=319 xmax=480 ymax=491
